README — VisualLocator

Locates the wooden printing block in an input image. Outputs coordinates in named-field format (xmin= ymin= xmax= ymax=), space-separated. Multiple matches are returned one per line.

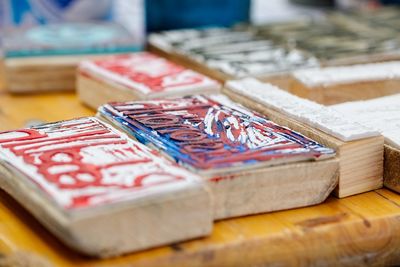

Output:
xmin=3 ymin=22 xmax=139 ymax=93
xmin=98 ymin=94 xmax=339 ymax=220
xmin=224 ymin=78 xmax=384 ymax=198
xmin=332 ymin=94 xmax=400 ymax=193
xmin=255 ymin=19 xmax=400 ymax=67
xmin=0 ymin=117 xmax=212 ymax=257
xmin=77 ymin=52 xmax=220 ymax=110
xmin=329 ymin=7 xmax=400 ymax=39
xmin=289 ymin=61 xmax=400 ymax=105
xmin=147 ymin=27 xmax=318 ymax=90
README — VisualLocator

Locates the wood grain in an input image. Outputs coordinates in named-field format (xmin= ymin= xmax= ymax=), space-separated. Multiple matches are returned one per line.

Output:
xmin=384 ymin=145 xmax=400 ymax=193
xmin=0 ymin=92 xmax=94 ymax=131
xmin=2 ymin=187 xmax=400 ymax=267
xmin=3 ymin=54 xmax=125 ymax=93
xmin=1 ymin=86 xmax=400 ymax=266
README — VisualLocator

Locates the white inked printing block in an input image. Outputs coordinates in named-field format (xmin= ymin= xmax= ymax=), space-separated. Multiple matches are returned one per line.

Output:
xmin=290 ymin=61 xmax=400 ymax=105
xmin=224 ymin=78 xmax=384 ymax=197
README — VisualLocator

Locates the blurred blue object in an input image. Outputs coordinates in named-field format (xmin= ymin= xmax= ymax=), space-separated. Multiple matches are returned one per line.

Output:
xmin=145 ymin=0 xmax=251 ymax=31
xmin=1 ymin=0 xmax=113 ymax=25
xmin=0 ymin=0 xmax=145 ymax=51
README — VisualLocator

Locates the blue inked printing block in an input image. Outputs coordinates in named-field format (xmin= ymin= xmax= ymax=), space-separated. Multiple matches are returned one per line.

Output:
xmin=3 ymin=22 xmax=142 ymax=93
xmin=4 ymin=22 xmax=141 ymax=58
xmin=98 ymin=95 xmax=340 ymax=220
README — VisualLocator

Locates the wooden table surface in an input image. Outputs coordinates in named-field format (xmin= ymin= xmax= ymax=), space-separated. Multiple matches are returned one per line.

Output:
xmin=1 ymin=85 xmax=400 ymax=267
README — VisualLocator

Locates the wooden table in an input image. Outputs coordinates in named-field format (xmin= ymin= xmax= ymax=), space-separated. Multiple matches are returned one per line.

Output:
xmin=1 ymin=86 xmax=400 ymax=267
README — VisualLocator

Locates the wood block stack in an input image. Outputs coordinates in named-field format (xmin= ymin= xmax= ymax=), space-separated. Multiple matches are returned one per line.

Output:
xmin=4 ymin=7 xmax=400 ymax=259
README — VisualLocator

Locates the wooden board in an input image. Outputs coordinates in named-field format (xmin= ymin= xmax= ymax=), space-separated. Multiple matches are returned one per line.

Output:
xmin=2 ymin=89 xmax=400 ymax=266
xmin=0 ymin=91 xmax=93 ymax=131
xmin=289 ymin=62 xmax=400 ymax=105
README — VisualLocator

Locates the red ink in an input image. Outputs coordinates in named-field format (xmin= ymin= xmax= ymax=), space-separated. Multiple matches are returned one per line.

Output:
xmin=0 ymin=129 xmax=47 ymax=143
xmin=0 ymin=118 xmax=189 ymax=209
xmin=104 ymin=95 xmax=334 ymax=170
xmin=83 ymin=52 xmax=218 ymax=93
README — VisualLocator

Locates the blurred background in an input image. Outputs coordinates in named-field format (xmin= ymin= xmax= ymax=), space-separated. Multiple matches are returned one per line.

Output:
xmin=1 ymin=0 xmax=399 ymax=46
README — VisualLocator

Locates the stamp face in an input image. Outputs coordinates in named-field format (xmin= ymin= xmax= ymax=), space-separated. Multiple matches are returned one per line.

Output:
xmin=333 ymin=94 xmax=400 ymax=149
xmin=256 ymin=20 xmax=400 ymax=63
xmin=293 ymin=61 xmax=400 ymax=87
xmin=150 ymin=28 xmax=318 ymax=77
xmin=225 ymin=78 xmax=379 ymax=141
xmin=80 ymin=53 xmax=219 ymax=95
xmin=26 ymin=24 xmax=121 ymax=46
xmin=100 ymin=95 xmax=335 ymax=172
xmin=0 ymin=118 xmax=198 ymax=210
xmin=4 ymin=23 xmax=140 ymax=57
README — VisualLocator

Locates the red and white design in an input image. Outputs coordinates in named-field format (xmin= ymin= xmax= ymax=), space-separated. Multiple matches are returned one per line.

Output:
xmin=79 ymin=52 xmax=220 ymax=96
xmin=0 ymin=117 xmax=200 ymax=210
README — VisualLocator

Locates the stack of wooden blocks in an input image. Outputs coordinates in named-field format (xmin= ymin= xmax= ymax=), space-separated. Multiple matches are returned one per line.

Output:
xmin=1 ymin=7 xmax=400 ymax=259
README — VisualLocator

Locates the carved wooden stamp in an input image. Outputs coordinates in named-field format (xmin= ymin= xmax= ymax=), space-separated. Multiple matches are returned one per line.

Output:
xmin=290 ymin=61 xmax=400 ymax=105
xmin=333 ymin=94 xmax=400 ymax=193
xmin=256 ymin=19 xmax=400 ymax=66
xmin=3 ymin=22 xmax=139 ymax=92
xmin=0 ymin=117 xmax=212 ymax=257
xmin=99 ymin=95 xmax=338 ymax=219
xmin=78 ymin=52 xmax=220 ymax=109
xmin=148 ymin=28 xmax=318 ymax=89
xmin=224 ymin=78 xmax=384 ymax=197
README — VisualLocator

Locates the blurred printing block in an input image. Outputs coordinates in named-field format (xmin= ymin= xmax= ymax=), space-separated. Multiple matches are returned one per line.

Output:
xmin=148 ymin=28 xmax=318 ymax=89
xmin=78 ymin=52 xmax=220 ymax=109
xmin=290 ymin=61 xmax=400 ymax=105
xmin=3 ymin=22 xmax=140 ymax=92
